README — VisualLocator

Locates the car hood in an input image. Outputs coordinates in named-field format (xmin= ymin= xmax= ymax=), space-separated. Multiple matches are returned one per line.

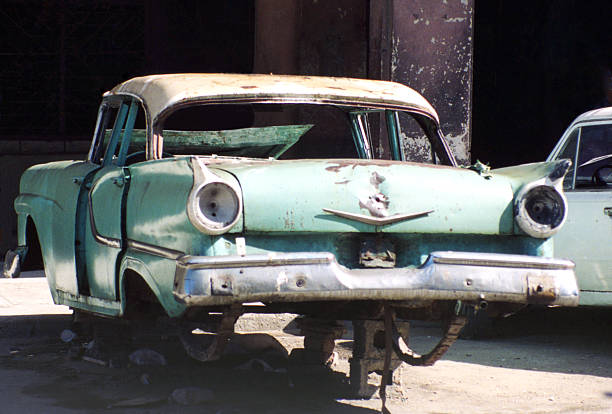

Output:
xmin=210 ymin=159 xmax=518 ymax=234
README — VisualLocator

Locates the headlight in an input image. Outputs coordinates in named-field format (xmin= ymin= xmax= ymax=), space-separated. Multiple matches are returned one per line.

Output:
xmin=187 ymin=164 xmax=242 ymax=235
xmin=514 ymin=184 xmax=567 ymax=238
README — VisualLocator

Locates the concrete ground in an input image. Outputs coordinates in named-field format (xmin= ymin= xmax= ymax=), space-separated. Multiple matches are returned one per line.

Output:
xmin=1 ymin=273 xmax=611 ymax=413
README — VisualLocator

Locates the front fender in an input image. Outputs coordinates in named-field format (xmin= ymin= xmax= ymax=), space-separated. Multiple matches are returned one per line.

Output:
xmin=119 ymin=255 xmax=187 ymax=318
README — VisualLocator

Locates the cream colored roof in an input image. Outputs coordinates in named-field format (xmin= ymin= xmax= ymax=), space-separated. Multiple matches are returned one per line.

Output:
xmin=106 ymin=73 xmax=438 ymax=124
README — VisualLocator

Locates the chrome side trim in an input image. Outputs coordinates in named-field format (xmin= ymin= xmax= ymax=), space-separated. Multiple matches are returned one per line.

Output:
xmin=322 ymin=207 xmax=433 ymax=226
xmin=127 ymin=239 xmax=184 ymax=260
xmin=429 ymin=251 xmax=575 ymax=270
xmin=87 ymin=190 xmax=121 ymax=249
xmin=178 ymin=252 xmax=333 ymax=269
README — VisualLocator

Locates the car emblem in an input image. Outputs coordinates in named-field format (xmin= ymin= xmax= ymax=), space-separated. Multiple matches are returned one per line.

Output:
xmin=323 ymin=190 xmax=433 ymax=226
xmin=322 ymin=207 xmax=434 ymax=226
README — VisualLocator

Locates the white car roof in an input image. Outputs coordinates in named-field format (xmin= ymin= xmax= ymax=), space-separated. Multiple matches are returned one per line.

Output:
xmin=547 ymin=106 xmax=612 ymax=161
xmin=570 ymin=106 xmax=612 ymax=125
xmin=105 ymin=73 xmax=439 ymax=124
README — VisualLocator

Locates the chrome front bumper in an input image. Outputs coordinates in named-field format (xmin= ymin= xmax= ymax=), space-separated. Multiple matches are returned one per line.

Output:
xmin=173 ymin=251 xmax=578 ymax=307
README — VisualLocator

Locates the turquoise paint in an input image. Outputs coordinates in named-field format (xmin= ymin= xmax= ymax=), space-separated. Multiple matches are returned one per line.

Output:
xmin=578 ymin=291 xmax=612 ymax=306
xmin=120 ymin=255 xmax=186 ymax=317
xmin=386 ymin=110 xmax=403 ymax=160
xmin=16 ymin=154 xmax=565 ymax=316
xmin=222 ymin=233 xmax=546 ymax=269
xmin=103 ymin=101 xmax=129 ymax=166
xmin=125 ymin=157 xmax=212 ymax=255
xmin=219 ymin=159 xmax=516 ymax=235
xmin=17 ymin=160 xmax=99 ymax=297
xmin=84 ymin=165 xmax=127 ymax=300
xmin=116 ymin=100 xmax=140 ymax=165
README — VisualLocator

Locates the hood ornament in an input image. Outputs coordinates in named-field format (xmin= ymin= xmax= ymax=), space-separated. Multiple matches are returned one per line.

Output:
xmin=322 ymin=207 xmax=433 ymax=226
xmin=324 ymin=191 xmax=433 ymax=226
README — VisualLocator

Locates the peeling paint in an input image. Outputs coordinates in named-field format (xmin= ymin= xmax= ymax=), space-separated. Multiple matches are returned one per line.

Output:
xmin=444 ymin=17 xmax=467 ymax=23
xmin=391 ymin=36 xmax=400 ymax=78
xmin=276 ymin=271 xmax=288 ymax=291
xmin=444 ymin=124 xmax=470 ymax=165
xmin=400 ymin=133 xmax=433 ymax=164
xmin=389 ymin=1 xmax=473 ymax=162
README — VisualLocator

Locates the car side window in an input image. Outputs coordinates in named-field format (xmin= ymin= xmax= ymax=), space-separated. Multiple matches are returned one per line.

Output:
xmin=557 ymin=128 xmax=579 ymax=189
xmin=574 ymin=124 xmax=612 ymax=188
xmin=90 ymin=98 xmax=146 ymax=166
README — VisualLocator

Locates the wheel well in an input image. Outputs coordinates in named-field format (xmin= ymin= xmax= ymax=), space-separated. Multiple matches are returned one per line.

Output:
xmin=22 ymin=217 xmax=43 ymax=271
xmin=123 ymin=269 xmax=166 ymax=319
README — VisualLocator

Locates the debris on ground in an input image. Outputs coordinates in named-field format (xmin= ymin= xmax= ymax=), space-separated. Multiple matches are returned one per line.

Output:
xmin=107 ymin=395 xmax=168 ymax=408
xmin=129 ymin=348 xmax=167 ymax=366
xmin=140 ymin=373 xmax=152 ymax=385
xmin=170 ymin=386 xmax=214 ymax=406
xmin=226 ymin=333 xmax=288 ymax=358
xmin=82 ymin=355 xmax=107 ymax=366
xmin=60 ymin=329 xmax=77 ymax=343
xmin=234 ymin=358 xmax=287 ymax=373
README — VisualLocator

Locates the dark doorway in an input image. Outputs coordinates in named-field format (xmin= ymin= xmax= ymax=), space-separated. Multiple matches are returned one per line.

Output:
xmin=0 ymin=0 xmax=255 ymax=142
xmin=472 ymin=0 xmax=612 ymax=167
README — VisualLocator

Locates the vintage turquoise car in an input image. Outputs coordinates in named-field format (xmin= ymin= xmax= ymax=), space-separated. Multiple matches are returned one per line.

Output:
xmin=3 ymin=74 xmax=578 ymax=369
xmin=547 ymin=106 xmax=612 ymax=306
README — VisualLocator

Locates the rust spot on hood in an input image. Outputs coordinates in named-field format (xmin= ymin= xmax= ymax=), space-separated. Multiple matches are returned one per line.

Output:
xmin=370 ymin=172 xmax=385 ymax=188
xmin=324 ymin=159 xmax=456 ymax=172
xmin=325 ymin=160 xmax=395 ymax=172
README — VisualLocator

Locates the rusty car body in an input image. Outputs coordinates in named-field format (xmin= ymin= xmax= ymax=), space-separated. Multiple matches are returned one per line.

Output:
xmin=4 ymin=74 xmax=578 ymax=373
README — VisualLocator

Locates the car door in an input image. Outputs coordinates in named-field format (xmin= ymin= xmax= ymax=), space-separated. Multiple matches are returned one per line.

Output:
xmin=78 ymin=97 xmax=143 ymax=302
xmin=43 ymin=104 xmax=110 ymax=297
xmin=47 ymin=161 xmax=100 ymax=297
xmin=550 ymin=121 xmax=612 ymax=300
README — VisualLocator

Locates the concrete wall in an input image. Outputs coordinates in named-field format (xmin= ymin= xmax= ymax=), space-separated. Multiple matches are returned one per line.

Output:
xmin=369 ymin=0 xmax=473 ymax=164
xmin=254 ymin=0 xmax=473 ymax=164
xmin=254 ymin=0 xmax=368 ymax=78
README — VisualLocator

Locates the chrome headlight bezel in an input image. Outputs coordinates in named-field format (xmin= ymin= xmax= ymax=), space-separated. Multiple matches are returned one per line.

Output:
xmin=187 ymin=158 xmax=242 ymax=235
xmin=514 ymin=180 xmax=567 ymax=238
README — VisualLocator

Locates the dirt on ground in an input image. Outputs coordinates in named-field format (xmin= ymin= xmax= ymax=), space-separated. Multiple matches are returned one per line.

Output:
xmin=0 ymin=305 xmax=611 ymax=414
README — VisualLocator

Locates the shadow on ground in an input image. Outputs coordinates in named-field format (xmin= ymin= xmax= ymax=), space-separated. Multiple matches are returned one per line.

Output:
xmin=2 ymin=307 xmax=611 ymax=412
xmin=428 ymin=307 xmax=612 ymax=377
xmin=0 ymin=313 xmax=378 ymax=413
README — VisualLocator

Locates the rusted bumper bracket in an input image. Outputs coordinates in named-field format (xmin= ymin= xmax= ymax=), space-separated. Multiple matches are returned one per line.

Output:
xmin=173 ymin=251 xmax=578 ymax=307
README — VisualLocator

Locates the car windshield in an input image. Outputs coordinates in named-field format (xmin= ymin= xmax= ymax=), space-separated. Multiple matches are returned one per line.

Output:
xmin=157 ymin=102 xmax=446 ymax=163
